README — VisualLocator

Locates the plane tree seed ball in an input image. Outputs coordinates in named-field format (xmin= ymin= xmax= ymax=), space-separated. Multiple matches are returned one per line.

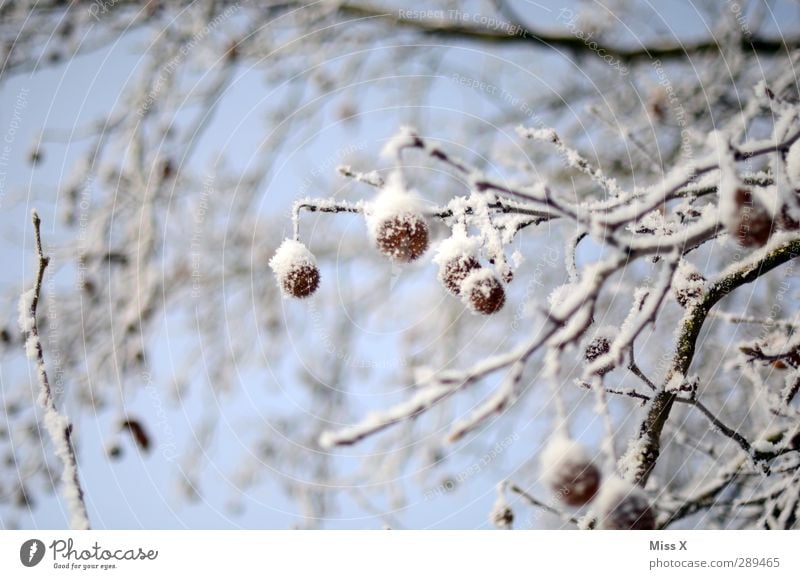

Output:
xmin=433 ymin=231 xmax=482 ymax=296
xmin=540 ymin=437 xmax=601 ymax=507
xmin=584 ymin=333 xmax=614 ymax=375
xmin=441 ymin=255 xmax=480 ymax=295
xmin=366 ymin=172 xmax=430 ymax=263
xmin=596 ymin=477 xmax=656 ymax=530
xmin=460 ymin=268 xmax=505 ymax=315
xmin=374 ymin=214 xmax=429 ymax=262
xmin=282 ymin=263 xmax=320 ymax=298
xmin=269 ymin=239 xmax=321 ymax=299
xmin=732 ymin=188 xmax=773 ymax=248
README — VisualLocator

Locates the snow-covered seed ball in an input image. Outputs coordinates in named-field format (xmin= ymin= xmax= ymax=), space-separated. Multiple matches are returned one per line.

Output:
xmin=433 ymin=231 xmax=481 ymax=296
xmin=540 ymin=437 xmax=601 ymax=507
xmin=461 ymin=269 xmax=505 ymax=315
xmin=673 ymin=261 xmax=706 ymax=308
xmin=732 ymin=189 xmax=773 ymax=248
xmin=374 ymin=214 xmax=429 ymax=262
xmin=596 ymin=477 xmax=655 ymax=530
xmin=366 ymin=172 xmax=429 ymax=263
xmin=441 ymin=255 xmax=480 ymax=296
xmin=269 ymin=239 xmax=321 ymax=299
xmin=584 ymin=335 xmax=613 ymax=375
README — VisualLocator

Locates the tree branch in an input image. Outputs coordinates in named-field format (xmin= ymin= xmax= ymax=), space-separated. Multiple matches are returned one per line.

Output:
xmin=339 ymin=3 xmax=799 ymax=62
xmin=19 ymin=210 xmax=90 ymax=530
xmin=622 ymin=236 xmax=800 ymax=486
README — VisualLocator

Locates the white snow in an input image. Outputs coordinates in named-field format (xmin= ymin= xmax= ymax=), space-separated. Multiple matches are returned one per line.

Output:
xmin=489 ymin=492 xmax=514 ymax=529
xmin=709 ymin=131 xmax=741 ymax=230
xmin=42 ymin=409 xmax=89 ymax=529
xmin=594 ymin=475 xmax=646 ymax=518
xmin=787 ymin=140 xmax=800 ymax=189
xmin=381 ymin=126 xmax=419 ymax=159
xmin=364 ymin=171 xmax=427 ymax=240
xmin=432 ymin=229 xmax=479 ymax=268
xmin=539 ymin=435 xmax=593 ymax=487
xmin=17 ymin=288 xmax=35 ymax=333
xmin=672 ymin=259 xmax=706 ymax=306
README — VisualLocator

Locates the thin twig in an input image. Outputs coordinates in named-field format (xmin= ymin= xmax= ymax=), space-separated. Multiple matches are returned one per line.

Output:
xmin=507 ymin=483 xmax=579 ymax=526
xmin=20 ymin=210 xmax=90 ymax=529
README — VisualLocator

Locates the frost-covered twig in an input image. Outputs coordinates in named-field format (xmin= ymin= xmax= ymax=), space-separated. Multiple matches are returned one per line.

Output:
xmin=516 ymin=126 xmax=622 ymax=196
xmin=507 ymin=483 xmax=579 ymax=526
xmin=19 ymin=211 xmax=90 ymax=530
xmin=320 ymin=321 xmax=561 ymax=447
xmin=674 ymin=397 xmax=753 ymax=456
xmin=621 ymin=236 xmax=800 ymax=486
xmin=447 ymin=360 xmax=526 ymax=442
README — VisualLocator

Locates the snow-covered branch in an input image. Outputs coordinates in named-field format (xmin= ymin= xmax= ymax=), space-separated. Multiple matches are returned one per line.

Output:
xmin=18 ymin=211 xmax=90 ymax=530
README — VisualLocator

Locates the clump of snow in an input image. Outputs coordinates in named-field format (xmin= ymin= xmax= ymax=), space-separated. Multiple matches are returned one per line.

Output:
xmin=516 ymin=125 xmax=557 ymax=142
xmin=18 ymin=288 xmax=40 ymax=360
xmin=364 ymin=171 xmax=427 ymax=239
xmin=381 ymin=126 xmax=419 ymax=159
xmin=672 ymin=259 xmax=706 ymax=307
xmin=787 ymin=140 xmax=800 ymax=189
xmin=547 ymin=283 xmax=573 ymax=310
xmin=17 ymin=288 xmax=35 ymax=333
xmin=594 ymin=475 xmax=653 ymax=530
xmin=489 ymin=492 xmax=514 ymax=529
xmin=432 ymin=229 xmax=479 ymax=268
xmin=709 ymin=131 xmax=742 ymax=230
xmin=25 ymin=335 xmax=40 ymax=360
xmin=269 ymin=239 xmax=317 ymax=296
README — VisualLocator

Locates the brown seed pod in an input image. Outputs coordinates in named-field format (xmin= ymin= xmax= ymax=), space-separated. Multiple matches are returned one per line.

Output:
xmin=441 ymin=255 xmax=480 ymax=296
xmin=552 ymin=461 xmax=602 ymax=507
xmin=120 ymin=418 xmax=151 ymax=453
xmin=732 ymin=188 xmax=773 ymax=247
xmin=374 ymin=214 xmax=429 ymax=262
xmin=270 ymin=239 xmax=321 ymax=299
xmin=541 ymin=437 xmax=601 ymax=507
xmin=597 ymin=478 xmax=656 ymax=530
xmin=461 ymin=269 xmax=505 ymax=315
xmin=281 ymin=263 xmax=320 ymax=298
xmin=584 ymin=334 xmax=614 ymax=375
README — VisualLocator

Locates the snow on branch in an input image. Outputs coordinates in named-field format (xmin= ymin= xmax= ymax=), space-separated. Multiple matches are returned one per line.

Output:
xmin=18 ymin=211 xmax=90 ymax=530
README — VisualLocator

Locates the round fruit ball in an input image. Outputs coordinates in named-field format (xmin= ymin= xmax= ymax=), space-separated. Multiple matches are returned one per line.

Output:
xmin=732 ymin=188 xmax=773 ymax=248
xmin=374 ymin=214 xmax=429 ymax=262
xmin=460 ymin=269 xmax=505 ymax=315
xmin=540 ymin=437 xmax=601 ymax=507
xmin=584 ymin=334 xmax=614 ymax=375
xmin=440 ymin=255 xmax=480 ymax=296
xmin=596 ymin=478 xmax=656 ymax=530
xmin=281 ymin=262 xmax=320 ymax=298
xmin=269 ymin=239 xmax=321 ymax=299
